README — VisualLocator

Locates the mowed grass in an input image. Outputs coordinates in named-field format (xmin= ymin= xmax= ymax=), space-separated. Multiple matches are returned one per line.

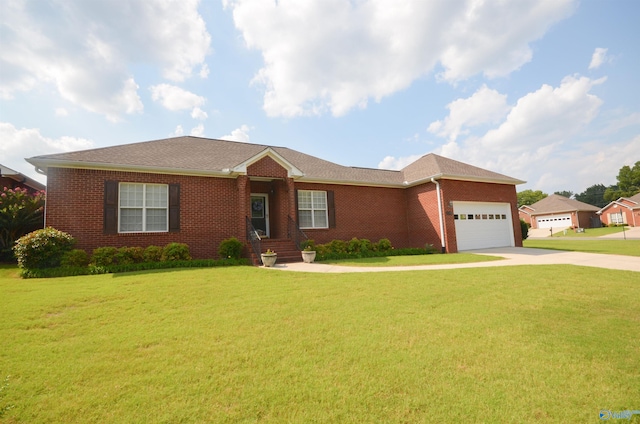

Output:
xmin=524 ymin=239 xmax=640 ymax=257
xmin=1 ymin=265 xmax=639 ymax=423
xmin=320 ymin=252 xmax=502 ymax=267
xmin=552 ymin=226 xmax=625 ymax=237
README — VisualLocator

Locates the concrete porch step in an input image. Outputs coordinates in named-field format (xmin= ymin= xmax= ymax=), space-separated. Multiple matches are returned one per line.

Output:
xmin=248 ymin=238 xmax=302 ymax=266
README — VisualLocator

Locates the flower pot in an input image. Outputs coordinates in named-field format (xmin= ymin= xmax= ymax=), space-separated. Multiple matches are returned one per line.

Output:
xmin=301 ymin=250 xmax=316 ymax=263
xmin=261 ymin=253 xmax=277 ymax=267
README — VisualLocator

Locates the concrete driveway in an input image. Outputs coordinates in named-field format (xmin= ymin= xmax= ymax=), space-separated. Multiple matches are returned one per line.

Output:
xmin=265 ymin=247 xmax=640 ymax=273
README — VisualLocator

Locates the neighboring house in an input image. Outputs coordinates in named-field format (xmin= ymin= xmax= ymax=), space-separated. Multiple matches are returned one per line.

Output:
xmin=26 ymin=136 xmax=525 ymax=261
xmin=1 ymin=164 xmax=46 ymax=194
xmin=597 ymin=192 xmax=640 ymax=227
xmin=518 ymin=194 xmax=600 ymax=230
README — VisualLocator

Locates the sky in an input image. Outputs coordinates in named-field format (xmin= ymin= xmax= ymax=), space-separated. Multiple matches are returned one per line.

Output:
xmin=1 ymin=0 xmax=639 ymax=195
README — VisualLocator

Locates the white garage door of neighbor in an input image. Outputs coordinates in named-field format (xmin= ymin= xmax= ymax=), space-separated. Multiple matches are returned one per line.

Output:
xmin=536 ymin=214 xmax=571 ymax=229
xmin=453 ymin=202 xmax=514 ymax=251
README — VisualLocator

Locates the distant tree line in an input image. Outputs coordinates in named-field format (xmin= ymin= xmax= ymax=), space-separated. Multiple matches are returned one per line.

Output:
xmin=517 ymin=161 xmax=640 ymax=208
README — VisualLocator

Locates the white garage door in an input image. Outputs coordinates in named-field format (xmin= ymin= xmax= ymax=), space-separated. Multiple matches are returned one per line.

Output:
xmin=453 ymin=202 xmax=515 ymax=250
xmin=536 ymin=214 xmax=571 ymax=229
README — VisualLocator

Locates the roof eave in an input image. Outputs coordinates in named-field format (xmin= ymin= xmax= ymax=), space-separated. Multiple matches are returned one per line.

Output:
xmin=25 ymin=158 xmax=235 ymax=178
xmin=403 ymin=173 xmax=525 ymax=188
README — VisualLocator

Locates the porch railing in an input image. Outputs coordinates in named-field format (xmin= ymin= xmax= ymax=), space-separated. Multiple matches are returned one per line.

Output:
xmin=246 ymin=217 xmax=262 ymax=258
xmin=287 ymin=215 xmax=308 ymax=250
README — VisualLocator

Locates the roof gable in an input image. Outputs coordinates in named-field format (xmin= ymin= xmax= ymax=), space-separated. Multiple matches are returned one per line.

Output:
xmin=526 ymin=194 xmax=600 ymax=214
xmin=233 ymin=148 xmax=304 ymax=178
xmin=400 ymin=153 xmax=524 ymax=186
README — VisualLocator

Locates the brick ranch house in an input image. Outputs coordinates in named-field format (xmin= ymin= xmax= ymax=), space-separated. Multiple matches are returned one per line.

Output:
xmin=518 ymin=194 xmax=600 ymax=231
xmin=26 ymin=136 xmax=524 ymax=262
xmin=597 ymin=192 xmax=640 ymax=227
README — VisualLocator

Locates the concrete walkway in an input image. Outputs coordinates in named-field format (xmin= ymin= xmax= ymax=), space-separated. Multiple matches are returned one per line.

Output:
xmin=263 ymin=247 xmax=640 ymax=273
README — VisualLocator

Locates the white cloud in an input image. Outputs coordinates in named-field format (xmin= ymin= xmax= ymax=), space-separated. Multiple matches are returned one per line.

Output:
xmin=428 ymin=74 xmax=615 ymax=193
xmin=220 ymin=124 xmax=251 ymax=142
xmin=589 ymin=47 xmax=609 ymax=70
xmin=0 ymin=0 xmax=210 ymax=119
xmin=225 ymin=0 xmax=576 ymax=117
xmin=171 ymin=125 xmax=185 ymax=136
xmin=0 ymin=122 xmax=93 ymax=182
xmin=149 ymin=84 xmax=206 ymax=111
xmin=190 ymin=124 xmax=205 ymax=137
xmin=427 ymin=85 xmax=510 ymax=142
xmin=55 ymin=108 xmax=69 ymax=117
xmin=378 ymin=154 xmax=424 ymax=171
xmin=199 ymin=64 xmax=210 ymax=79
xmin=191 ymin=107 xmax=208 ymax=120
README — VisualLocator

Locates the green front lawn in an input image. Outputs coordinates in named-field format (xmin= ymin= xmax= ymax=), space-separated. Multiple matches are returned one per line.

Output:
xmin=1 ymin=265 xmax=638 ymax=423
xmin=551 ymin=226 xmax=626 ymax=237
xmin=524 ymin=239 xmax=640 ymax=256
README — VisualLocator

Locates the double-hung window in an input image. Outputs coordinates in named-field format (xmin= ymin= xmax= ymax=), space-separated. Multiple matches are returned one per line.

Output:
xmin=298 ymin=190 xmax=328 ymax=229
xmin=119 ymin=183 xmax=168 ymax=232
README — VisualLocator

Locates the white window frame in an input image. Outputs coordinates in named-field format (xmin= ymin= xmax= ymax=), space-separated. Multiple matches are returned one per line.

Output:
xmin=298 ymin=190 xmax=329 ymax=229
xmin=119 ymin=183 xmax=169 ymax=233
xmin=609 ymin=212 xmax=625 ymax=225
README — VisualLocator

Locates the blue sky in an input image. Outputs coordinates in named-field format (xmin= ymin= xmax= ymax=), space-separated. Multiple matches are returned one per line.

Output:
xmin=1 ymin=0 xmax=639 ymax=194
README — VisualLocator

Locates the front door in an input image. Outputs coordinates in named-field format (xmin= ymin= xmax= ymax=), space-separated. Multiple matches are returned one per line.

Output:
xmin=250 ymin=194 xmax=269 ymax=237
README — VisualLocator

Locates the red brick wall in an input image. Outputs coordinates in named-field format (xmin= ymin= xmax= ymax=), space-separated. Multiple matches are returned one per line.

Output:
xmin=45 ymin=166 xmax=522 ymax=259
xmin=293 ymin=182 xmax=410 ymax=248
xmin=45 ymin=168 xmax=242 ymax=259
xmin=600 ymin=206 xmax=638 ymax=227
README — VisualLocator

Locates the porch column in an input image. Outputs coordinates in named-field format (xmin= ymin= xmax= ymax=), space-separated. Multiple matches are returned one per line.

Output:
xmin=237 ymin=175 xmax=249 ymax=237
xmin=287 ymin=177 xmax=296 ymax=221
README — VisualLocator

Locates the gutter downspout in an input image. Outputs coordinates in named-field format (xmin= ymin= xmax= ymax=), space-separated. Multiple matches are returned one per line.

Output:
xmin=431 ymin=178 xmax=446 ymax=253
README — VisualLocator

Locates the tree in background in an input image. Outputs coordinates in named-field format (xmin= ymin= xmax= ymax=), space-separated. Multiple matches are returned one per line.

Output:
xmin=604 ymin=161 xmax=640 ymax=202
xmin=574 ymin=184 xmax=608 ymax=208
xmin=0 ymin=187 xmax=45 ymax=261
xmin=554 ymin=190 xmax=574 ymax=199
xmin=517 ymin=189 xmax=547 ymax=207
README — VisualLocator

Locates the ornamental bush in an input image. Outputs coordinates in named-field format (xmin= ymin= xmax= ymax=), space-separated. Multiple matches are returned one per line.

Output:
xmin=13 ymin=227 xmax=76 ymax=269
xmin=375 ymin=238 xmax=393 ymax=252
xmin=161 ymin=242 xmax=191 ymax=261
xmin=520 ymin=219 xmax=530 ymax=240
xmin=61 ymin=249 xmax=90 ymax=267
xmin=218 ymin=237 xmax=244 ymax=260
xmin=92 ymin=247 xmax=118 ymax=266
xmin=115 ymin=247 xmax=145 ymax=265
xmin=143 ymin=245 xmax=163 ymax=262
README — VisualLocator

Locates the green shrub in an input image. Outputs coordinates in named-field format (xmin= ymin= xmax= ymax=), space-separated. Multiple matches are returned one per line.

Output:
xmin=376 ymin=238 xmax=393 ymax=252
xmin=13 ymin=227 xmax=76 ymax=269
xmin=326 ymin=239 xmax=348 ymax=254
xmin=520 ymin=219 xmax=530 ymax=240
xmin=143 ymin=245 xmax=163 ymax=262
xmin=162 ymin=242 xmax=191 ymax=261
xmin=61 ymin=249 xmax=90 ymax=267
xmin=359 ymin=238 xmax=373 ymax=252
xmin=116 ymin=247 xmax=145 ymax=265
xmin=92 ymin=247 xmax=118 ymax=266
xmin=218 ymin=237 xmax=244 ymax=259
xmin=347 ymin=237 xmax=361 ymax=253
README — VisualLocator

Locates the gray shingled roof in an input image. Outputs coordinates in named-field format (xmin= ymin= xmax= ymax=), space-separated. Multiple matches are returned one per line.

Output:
xmin=526 ymin=194 xmax=600 ymax=214
xmin=26 ymin=136 xmax=524 ymax=187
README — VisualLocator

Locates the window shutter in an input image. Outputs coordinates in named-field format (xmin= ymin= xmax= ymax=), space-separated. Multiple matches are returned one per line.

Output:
xmin=295 ymin=189 xmax=299 ymax=222
xmin=104 ymin=180 xmax=118 ymax=234
xmin=327 ymin=190 xmax=336 ymax=228
xmin=169 ymin=183 xmax=180 ymax=232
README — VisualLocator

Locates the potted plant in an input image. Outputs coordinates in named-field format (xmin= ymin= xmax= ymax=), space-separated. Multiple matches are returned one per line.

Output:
xmin=300 ymin=240 xmax=316 ymax=263
xmin=261 ymin=248 xmax=277 ymax=267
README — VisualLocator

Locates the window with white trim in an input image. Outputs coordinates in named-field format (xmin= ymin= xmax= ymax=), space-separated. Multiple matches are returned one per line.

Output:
xmin=298 ymin=190 xmax=328 ymax=229
xmin=119 ymin=183 xmax=168 ymax=232
xmin=609 ymin=212 xmax=625 ymax=225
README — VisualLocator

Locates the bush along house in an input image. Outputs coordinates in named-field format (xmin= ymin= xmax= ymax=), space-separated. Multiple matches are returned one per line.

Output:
xmin=26 ymin=136 xmax=525 ymax=264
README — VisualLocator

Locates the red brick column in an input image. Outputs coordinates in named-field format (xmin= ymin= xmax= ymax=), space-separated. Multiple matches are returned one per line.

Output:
xmin=237 ymin=175 xmax=249 ymax=238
